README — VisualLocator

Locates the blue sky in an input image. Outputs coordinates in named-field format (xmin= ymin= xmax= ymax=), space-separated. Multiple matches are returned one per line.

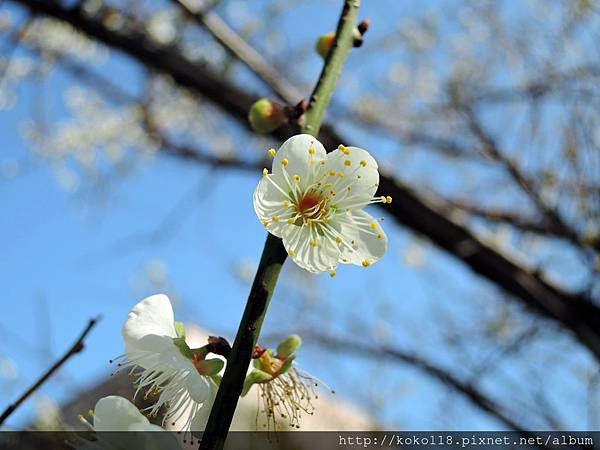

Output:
xmin=0 ymin=0 xmax=596 ymax=431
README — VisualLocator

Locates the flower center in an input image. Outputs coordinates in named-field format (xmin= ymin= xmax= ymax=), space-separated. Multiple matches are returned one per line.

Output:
xmin=297 ymin=191 xmax=327 ymax=221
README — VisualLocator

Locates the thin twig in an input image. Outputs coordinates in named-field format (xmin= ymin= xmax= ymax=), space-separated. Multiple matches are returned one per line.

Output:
xmin=170 ymin=0 xmax=302 ymax=105
xmin=0 ymin=316 xmax=101 ymax=427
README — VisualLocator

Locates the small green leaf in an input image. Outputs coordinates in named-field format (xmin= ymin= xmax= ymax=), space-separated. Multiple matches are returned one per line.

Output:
xmin=172 ymin=336 xmax=193 ymax=360
xmin=196 ymin=358 xmax=224 ymax=376
xmin=174 ymin=321 xmax=186 ymax=339
xmin=241 ymin=369 xmax=272 ymax=397
xmin=279 ymin=354 xmax=296 ymax=375
xmin=211 ymin=374 xmax=222 ymax=387
xmin=276 ymin=335 xmax=302 ymax=358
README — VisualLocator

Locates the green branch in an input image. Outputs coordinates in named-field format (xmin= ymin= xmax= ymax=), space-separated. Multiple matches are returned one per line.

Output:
xmin=199 ymin=2 xmax=360 ymax=449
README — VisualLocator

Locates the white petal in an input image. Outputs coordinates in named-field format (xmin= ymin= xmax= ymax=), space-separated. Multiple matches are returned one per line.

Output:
xmin=190 ymin=381 xmax=218 ymax=431
xmin=122 ymin=294 xmax=177 ymax=354
xmin=184 ymin=371 xmax=211 ymax=404
xmin=93 ymin=396 xmax=150 ymax=431
xmin=282 ymin=224 xmax=340 ymax=273
xmin=337 ymin=210 xmax=388 ymax=266
xmin=157 ymin=345 xmax=198 ymax=372
xmin=272 ymin=134 xmax=327 ymax=190
xmin=253 ymin=175 xmax=293 ymax=238
xmin=325 ymin=146 xmax=379 ymax=210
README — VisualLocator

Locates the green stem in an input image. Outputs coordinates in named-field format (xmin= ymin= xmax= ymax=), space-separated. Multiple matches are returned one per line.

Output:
xmin=301 ymin=0 xmax=359 ymax=136
xmin=199 ymin=2 xmax=360 ymax=449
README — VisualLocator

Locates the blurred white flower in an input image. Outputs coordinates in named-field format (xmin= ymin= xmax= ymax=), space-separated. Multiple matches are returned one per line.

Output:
xmin=254 ymin=134 xmax=391 ymax=274
xmin=112 ymin=294 xmax=221 ymax=430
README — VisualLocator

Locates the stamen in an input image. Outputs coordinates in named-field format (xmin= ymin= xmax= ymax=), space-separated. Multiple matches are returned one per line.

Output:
xmin=338 ymin=144 xmax=350 ymax=155
xmin=268 ymin=148 xmax=276 ymax=157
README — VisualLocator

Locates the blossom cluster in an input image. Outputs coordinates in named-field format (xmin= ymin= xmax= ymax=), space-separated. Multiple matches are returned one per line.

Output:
xmin=83 ymin=135 xmax=387 ymax=434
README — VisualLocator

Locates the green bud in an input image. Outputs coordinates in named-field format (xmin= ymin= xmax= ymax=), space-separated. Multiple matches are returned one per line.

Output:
xmin=279 ymin=354 xmax=296 ymax=375
xmin=241 ymin=369 xmax=272 ymax=397
xmin=195 ymin=358 xmax=224 ymax=376
xmin=248 ymin=98 xmax=285 ymax=133
xmin=174 ymin=321 xmax=186 ymax=339
xmin=315 ymin=32 xmax=335 ymax=59
xmin=276 ymin=334 xmax=302 ymax=359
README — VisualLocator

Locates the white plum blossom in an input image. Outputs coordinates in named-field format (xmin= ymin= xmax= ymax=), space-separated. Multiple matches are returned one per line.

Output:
xmin=76 ymin=396 xmax=181 ymax=450
xmin=112 ymin=294 xmax=221 ymax=430
xmin=254 ymin=134 xmax=391 ymax=275
xmin=81 ymin=396 xmax=164 ymax=432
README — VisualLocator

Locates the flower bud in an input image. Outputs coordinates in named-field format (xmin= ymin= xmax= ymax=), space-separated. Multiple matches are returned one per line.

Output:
xmin=276 ymin=334 xmax=302 ymax=359
xmin=248 ymin=98 xmax=286 ymax=133
xmin=315 ymin=32 xmax=335 ymax=59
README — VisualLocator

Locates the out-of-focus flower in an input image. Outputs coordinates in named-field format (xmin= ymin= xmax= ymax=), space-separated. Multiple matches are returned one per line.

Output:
xmin=112 ymin=295 xmax=221 ymax=430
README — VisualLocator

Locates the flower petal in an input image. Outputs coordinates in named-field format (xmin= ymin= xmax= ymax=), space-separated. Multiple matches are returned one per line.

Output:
xmin=337 ymin=210 xmax=388 ymax=266
xmin=272 ymin=134 xmax=327 ymax=190
xmin=325 ymin=146 xmax=379 ymax=210
xmin=282 ymin=224 xmax=340 ymax=273
xmin=93 ymin=396 xmax=150 ymax=431
xmin=184 ymin=371 xmax=211 ymax=404
xmin=253 ymin=175 xmax=292 ymax=238
xmin=190 ymin=380 xmax=218 ymax=431
xmin=122 ymin=294 xmax=177 ymax=354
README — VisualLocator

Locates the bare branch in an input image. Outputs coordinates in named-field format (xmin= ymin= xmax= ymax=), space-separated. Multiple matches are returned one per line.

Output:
xmin=0 ymin=317 xmax=101 ymax=427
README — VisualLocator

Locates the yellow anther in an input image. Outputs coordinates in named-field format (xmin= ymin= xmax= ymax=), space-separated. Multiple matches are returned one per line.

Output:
xmin=320 ymin=160 xmax=326 ymax=165
xmin=293 ymin=175 xmax=301 ymax=182
xmin=272 ymin=215 xmax=280 ymax=222
xmin=287 ymin=218 xmax=295 ymax=224
xmin=361 ymin=259 xmax=371 ymax=267
xmin=282 ymin=158 xmax=289 ymax=166
xmin=338 ymin=144 xmax=350 ymax=155
xmin=268 ymin=148 xmax=276 ymax=157
xmin=344 ymin=159 xmax=351 ymax=166
xmin=360 ymin=160 xmax=367 ymax=167
xmin=329 ymin=170 xmax=336 ymax=176
xmin=380 ymin=195 xmax=387 ymax=203
xmin=380 ymin=216 xmax=385 ymax=221
xmin=288 ymin=250 xmax=296 ymax=257
xmin=386 ymin=196 xmax=393 ymax=204
xmin=329 ymin=270 xmax=336 ymax=278
xmin=308 ymin=146 xmax=315 ymax=155
xmin=335 ymin=236 xmax=343 ymax=244
xmin=283 ymin=200 xmax=290 ymax=208
xmin=337 ymin=171 xmax=344 ymax=178
xmin=324 ymin=183 xmax=332 ymax=188
xmin=88 ymin=409 xmax=94 ymax=417
xmin=377 ymin=232 xmax=383 ymax=239
xmin=261 ymin=219 xmax=269 ymax=227
xmin=263 ymin=168 xmax=268 ymax=176
xmin=309 ymin=240 xmax=317 ymax=247
xmin=331 ymin=191 xmax=336 ymax=196
xmin=306 ymin=218 xmax=313 ymax=226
